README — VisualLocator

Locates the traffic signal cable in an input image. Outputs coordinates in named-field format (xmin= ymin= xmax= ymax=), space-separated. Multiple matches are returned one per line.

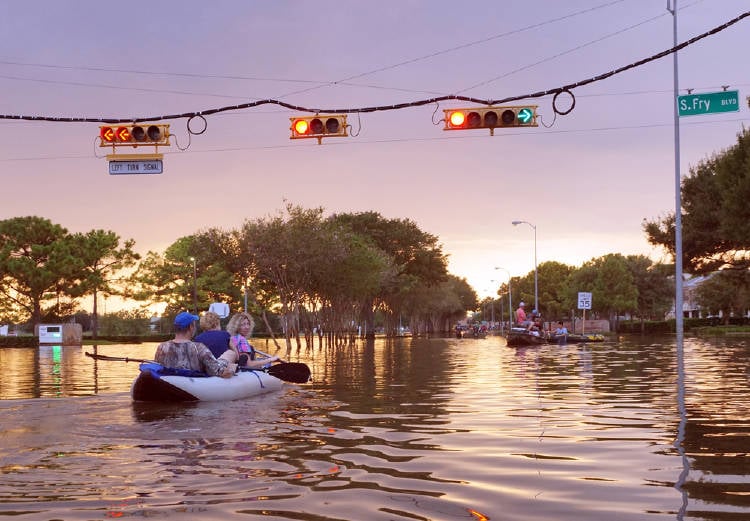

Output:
xmin=0 ymin=10 xmax=747 ymax=134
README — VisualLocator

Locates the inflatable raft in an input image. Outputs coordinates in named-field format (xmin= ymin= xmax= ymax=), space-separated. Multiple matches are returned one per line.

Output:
xmin=131 ymin=362 xmax=284 ymax=402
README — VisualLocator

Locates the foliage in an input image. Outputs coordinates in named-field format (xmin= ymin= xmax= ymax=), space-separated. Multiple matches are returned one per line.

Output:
xmin=97 ymin=309 xmax=152 ymax=336
xmin=329 ymin=211 xmax=449 ymax=333
xmin=566 ymin=254 xmax=638 ymax=320
xmin=624 ymin=254 xmax=674 ymax=321
xmin=130 ymin=236 xmax=205 ymax=316
xmin=0 ymin=216 xmax=81 ymax=326
xmin=401 ymin=275 xmax=477 ymax=334
xmin=696 ymin=270 xmax=750 ymax=323
xmin=70 ymin=229 xmax=140 ymax=337
xmin=644 ymin=127 xmax=750 ymax=274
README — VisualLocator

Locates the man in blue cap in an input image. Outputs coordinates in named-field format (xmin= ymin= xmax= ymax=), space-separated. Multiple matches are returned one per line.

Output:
xmin=154 ymin=311 xmax=237 ymax=377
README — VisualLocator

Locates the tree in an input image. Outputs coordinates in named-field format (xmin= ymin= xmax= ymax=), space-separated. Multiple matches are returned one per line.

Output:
xmin=0 ymin=216 xmax=82 ymax=327
xmin=401 ymin=275 xmax=477 ymax=334
xmin=696 ymin=270 xmax=750 ymax=323
xmin=131 ymin=236 xmax=198 ymax=316
xmin=567 ymin=254 xmax=638 ymax=324
xmin=535 ymin=261 xmax=574 ymax=319
xmin=624 ymin=254 xmax=673 ymax=323
xmin=645 ymin=127 xmax=750 ymax=274
xmin=71 ymin=230 xmax=140 ymax=338
xmin=329 ymin=211 xmax=448 ymax=335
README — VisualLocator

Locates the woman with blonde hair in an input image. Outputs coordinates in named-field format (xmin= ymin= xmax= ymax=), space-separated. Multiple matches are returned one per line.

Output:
xmin=226 ymin=312 xmax=280 ymax=370
xmin=194 ymin=311 xmax=231 ymax=358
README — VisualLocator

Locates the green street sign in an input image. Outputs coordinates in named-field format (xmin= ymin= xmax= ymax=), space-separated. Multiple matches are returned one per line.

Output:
xmin=678 ymin=90 xmax=740 ymax=117
xmin=518 ymin=108 xmax=534 ymax=124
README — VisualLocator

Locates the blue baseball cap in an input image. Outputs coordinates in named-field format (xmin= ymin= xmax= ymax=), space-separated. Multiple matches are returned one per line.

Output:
xmin=174 ymin=312 xmax=199 ymax=328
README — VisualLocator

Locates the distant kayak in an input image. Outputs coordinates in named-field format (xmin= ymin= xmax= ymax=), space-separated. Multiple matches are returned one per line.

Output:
xmin=131 ymin=362 xmax=283 ymax=402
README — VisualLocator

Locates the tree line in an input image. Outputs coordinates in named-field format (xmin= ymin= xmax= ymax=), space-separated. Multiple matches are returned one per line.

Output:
xmin=3 ymin=128 xmax=749 ymax=339
xmin=0 ymin=206 xmax=476 ymax=344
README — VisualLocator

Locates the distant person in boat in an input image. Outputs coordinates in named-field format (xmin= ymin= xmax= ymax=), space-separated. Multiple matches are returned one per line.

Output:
xmin=527 ymin=310 xmax=542 ymax=336
xmin=554 ymin=321 xmax=568 ymax=345
xmin=155 ymin=312 xmax=237 ymax=377
xmin=194 ymin=311 xmax=231 ymax=358
xmin=226 ymin=312 xmax=281 ymax=370
xmin=515 ymin=302 xmax=527 ymax=326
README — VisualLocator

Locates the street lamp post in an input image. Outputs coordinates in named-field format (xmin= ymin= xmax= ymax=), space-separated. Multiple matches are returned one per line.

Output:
xmin=489 ymin=281 xmax=496 ymax=327
xmin=495 ymin=267 xmax=513 ymax=328
xmin=512 ymin=220 xmax=538 ymax=313
xmin=190 ymin=256 xmax=197 ymax=314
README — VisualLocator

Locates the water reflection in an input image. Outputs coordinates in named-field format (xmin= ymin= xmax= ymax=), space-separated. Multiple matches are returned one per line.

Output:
xmin=0 ymin=336 xmax=749 ymax=520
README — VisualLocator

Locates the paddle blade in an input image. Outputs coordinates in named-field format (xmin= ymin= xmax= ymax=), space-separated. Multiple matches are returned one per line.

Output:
xmin=267 ymin=362 xmax=311 ymax=384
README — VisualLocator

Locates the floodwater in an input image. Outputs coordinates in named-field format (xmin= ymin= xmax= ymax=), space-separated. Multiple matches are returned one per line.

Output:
xmin=1 ymin=334 xmax=749 ymax=520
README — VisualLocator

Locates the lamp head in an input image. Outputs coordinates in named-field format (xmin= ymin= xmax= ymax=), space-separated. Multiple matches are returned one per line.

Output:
xmin=512 ymin=220 xmax=522 ymax=226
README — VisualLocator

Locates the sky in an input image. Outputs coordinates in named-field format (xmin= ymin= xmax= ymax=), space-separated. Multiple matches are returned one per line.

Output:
xmin=1 ymin=0 xmax=749 ymax=304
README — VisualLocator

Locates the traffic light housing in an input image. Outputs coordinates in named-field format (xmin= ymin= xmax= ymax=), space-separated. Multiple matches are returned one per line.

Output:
xmin=443 ymin=106 xmax=538 ymax=135
xmin=99 ymin=123 xmax=171 ymax=148
xmin=290 ymin=114 xmax=348 ymax=143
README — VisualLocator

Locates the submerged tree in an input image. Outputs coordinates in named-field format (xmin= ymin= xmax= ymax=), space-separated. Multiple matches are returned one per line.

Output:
xmin=71 ymin=229 xmax=140 ymax=338
xmin=0 ymin=216 xmax=81 ymax=327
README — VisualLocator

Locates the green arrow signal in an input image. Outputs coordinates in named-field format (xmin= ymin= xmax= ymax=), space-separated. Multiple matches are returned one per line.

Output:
xmin=518 ymin=108 xmax=533 ymax=124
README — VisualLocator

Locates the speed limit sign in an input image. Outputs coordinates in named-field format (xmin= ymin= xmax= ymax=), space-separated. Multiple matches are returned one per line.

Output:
xmin=577 ymin=292 xmax=592 ymax=310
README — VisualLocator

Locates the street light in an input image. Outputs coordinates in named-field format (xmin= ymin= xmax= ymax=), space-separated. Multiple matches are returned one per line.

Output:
xmin=512 ymin=220 xmax=538 ymax=313
xmin=190 ymin=256 xmax=197 ymax=314
xmin=494 ymin=267 xmax=513 ymax=327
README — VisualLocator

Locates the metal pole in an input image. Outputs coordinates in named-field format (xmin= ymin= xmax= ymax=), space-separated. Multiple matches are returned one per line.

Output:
xmin=495 ymin=267 xmax=513 ymax=327
xmin=190 ymin=257 xmax=197 ymax=314
xmin=533 ymin=225 xmax=538 ymax=313
xmin=669 ymin=0 xmax=684 ymax=338
xmin=668 ymin=3 xmax=688 ymax=518
xmin=511 ymin=221 xmax=538 ymax=312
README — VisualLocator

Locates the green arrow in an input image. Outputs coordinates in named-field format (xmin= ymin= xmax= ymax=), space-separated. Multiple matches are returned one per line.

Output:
xmin=518 ymin=108 xmax=533 ymax=124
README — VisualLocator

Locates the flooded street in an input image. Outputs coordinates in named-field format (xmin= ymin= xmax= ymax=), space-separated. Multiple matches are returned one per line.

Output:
xmin=1 ymin=334 xmax=749 ymax=520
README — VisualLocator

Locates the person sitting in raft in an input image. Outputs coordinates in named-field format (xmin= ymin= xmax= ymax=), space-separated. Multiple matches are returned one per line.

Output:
xmin=226 ymin=312 xmax=282 ymax=370
xmin=155 ymin=312 xmax=237 ymax=377
xmin=527 ymin=311 xmax=542 ymax=336
xmin=515 ymin=301 xmax=528 ymax=326
xmin=554 ymin=321 xmax=568 ymax=345
xmin=194 ymin=311 xmax=232 ymax=359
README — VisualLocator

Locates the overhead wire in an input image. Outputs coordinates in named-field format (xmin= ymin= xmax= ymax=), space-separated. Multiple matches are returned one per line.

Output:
xmin=277 ymin=0 xmax=631 ymax=99
xmin=0 ymin=0 xmax=631 ymax=103
xmin=0 ymin=9 xmax=746 ymax=126
xmin=2 ymin=115 xmax=746 ymax=164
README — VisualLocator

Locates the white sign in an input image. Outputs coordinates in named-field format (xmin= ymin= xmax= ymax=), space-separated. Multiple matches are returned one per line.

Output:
xmin=109 ymin=160 xmax=163 ymax=175
xmin=577 ymin=291 xmax=592 ymax=310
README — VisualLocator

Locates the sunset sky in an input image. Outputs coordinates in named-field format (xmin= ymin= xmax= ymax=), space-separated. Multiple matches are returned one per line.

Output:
xmin=1 ymin=1 xmax=748 ymax=303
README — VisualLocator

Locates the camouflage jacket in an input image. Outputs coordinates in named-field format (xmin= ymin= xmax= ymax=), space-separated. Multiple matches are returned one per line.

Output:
xmin=154 ymin=340 xmax=229 ymax=377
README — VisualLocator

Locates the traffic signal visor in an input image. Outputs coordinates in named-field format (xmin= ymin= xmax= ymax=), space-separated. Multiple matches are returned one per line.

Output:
xmin=290 ymin=114 xmax=348 ymax=142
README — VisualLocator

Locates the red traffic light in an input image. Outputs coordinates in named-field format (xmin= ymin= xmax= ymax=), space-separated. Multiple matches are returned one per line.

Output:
xmin=290 ymin=114 xmax=348 ymax=143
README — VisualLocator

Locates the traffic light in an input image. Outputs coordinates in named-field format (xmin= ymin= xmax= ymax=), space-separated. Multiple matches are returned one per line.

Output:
xmin=290 ymin=114 xmax=348 ymax=143
xmin=99 ymin=123 xmax=171 ymax=148
xmin=443 ymin=106 xmax=538 ymax=135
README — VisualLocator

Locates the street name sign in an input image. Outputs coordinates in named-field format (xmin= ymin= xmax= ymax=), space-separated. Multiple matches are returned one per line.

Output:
xmin=109 ymin=159 xmax=163 ymax=175
xmin=678 ymin=90 xmax=740 ymax=117
xmin=577 ymin=291 xmax=592 ymax=310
